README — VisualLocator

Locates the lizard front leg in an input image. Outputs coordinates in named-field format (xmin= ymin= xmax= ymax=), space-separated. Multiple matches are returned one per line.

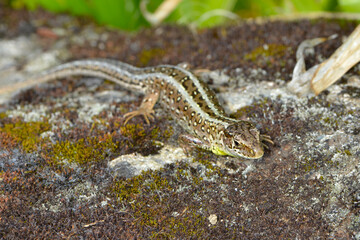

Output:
xmin=124 ymin=90 xmax=160 ymax=125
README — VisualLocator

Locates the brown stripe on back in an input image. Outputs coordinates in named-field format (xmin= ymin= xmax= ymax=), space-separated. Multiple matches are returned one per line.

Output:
xmin=142 ymin=66 xmax=228 ymax=120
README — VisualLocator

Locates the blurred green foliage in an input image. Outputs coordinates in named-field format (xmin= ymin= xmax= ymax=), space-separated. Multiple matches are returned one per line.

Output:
xmin=7 ymin=0 xmax=360 ymax=31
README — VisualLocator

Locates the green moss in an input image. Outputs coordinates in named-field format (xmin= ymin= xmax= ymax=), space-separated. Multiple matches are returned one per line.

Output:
xmin=302 ymin=156 xmax=319 ymax=172
xmin=112 ymin=169 xmax=171 ymax=202
xmin=150 ymin=125 xmax=173 ymax=140
xmin=0 ymin=112 xmax=7 ymax=119
xmin=244 ymin=43 xmax=289 ymax=62
xmin=120 ymin=123 xmax=146 ymax=147
xmin=0 ymin=119 xmax=51 ymax=152
xmin=51 ymin=133 xmax=118 ymax=165
xmin=192 ymin=152 xmax=217 ymax=172
xmin=113 ymin=175 xmax=142 ymax=202
xmin=322 ymin=116 xmax=339 ymax=129
xmin=111 ymin=166 xmax=208 ymax=238
xmin=138 ymin=48 xmax=166 ymax=66
xmin=233 ymin=105 xmax=255 ymax=119
xmin=336 ymin=148 xmax=352 ymax=156
xmin=300 ymin=150 xmax=347 ymax=172
xmin=233 ymin=97 xmax=270 ymax=119
xmin=120 ymin=123 xmax=173 ymax=155
xmin=343 ymin=149 xmax=352 ymax=156
xmin=163 ymin=126 xmax=174 ymax=139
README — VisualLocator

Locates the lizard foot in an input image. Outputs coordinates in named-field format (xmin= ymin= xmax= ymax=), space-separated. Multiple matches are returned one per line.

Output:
xmin=123 ymin=108 xmax=155 ymax=125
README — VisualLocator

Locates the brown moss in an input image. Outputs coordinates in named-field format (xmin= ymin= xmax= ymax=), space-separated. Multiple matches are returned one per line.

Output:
xmin=0 ymin=131 xmax=18 ymax=150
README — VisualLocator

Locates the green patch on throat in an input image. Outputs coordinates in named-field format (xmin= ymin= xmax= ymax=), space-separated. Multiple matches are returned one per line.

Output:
xmin=211 ymin=146 xmax=230 ymax=156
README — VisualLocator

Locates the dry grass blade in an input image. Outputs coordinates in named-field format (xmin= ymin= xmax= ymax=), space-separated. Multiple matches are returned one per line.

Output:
xmin=311 ymin=24 xmax=360 ymax=95
xmin=141 ymin=0 xmax=183 ymax=26
xmin=287 ymin=37 xmax=330 ymax=96
xmin=288 ymin=25 xmax=360 ymax=96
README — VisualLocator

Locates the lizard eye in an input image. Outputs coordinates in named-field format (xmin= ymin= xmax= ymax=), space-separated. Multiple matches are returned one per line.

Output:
xmin=234 ymin=140 xmax=240 ymax=146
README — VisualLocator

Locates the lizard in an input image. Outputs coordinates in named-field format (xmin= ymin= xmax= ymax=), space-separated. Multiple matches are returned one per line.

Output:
xmin=0 ymin=59 xmax=273 ymax=159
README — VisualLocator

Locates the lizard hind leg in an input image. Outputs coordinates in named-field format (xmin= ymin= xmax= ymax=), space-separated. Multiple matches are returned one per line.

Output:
xmin=123 ymin=91 xmax=160 ymax=125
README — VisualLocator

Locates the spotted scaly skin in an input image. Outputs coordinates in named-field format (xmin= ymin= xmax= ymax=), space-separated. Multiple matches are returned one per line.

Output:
xmin=0 ymin=59 xmax=272 ymax=159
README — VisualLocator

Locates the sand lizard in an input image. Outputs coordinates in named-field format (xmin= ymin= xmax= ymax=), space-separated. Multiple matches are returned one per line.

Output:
xmin=0 ymin=59 xmax=272 ymax=159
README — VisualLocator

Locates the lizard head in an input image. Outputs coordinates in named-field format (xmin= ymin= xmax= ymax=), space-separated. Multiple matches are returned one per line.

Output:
xmin=219 ymin=121 xmax=264 ymax=159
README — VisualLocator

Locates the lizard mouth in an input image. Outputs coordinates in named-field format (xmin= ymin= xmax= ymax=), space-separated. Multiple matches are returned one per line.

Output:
xmin=223 ymin=142 xmax=264 ymax=159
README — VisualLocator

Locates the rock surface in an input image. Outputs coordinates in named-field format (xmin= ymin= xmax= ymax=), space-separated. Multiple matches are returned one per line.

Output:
xmin=0 ymin=6 xmax=359 ymax=239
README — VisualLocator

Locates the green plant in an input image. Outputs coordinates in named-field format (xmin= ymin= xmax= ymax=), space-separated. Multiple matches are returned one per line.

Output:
xmin=8 ymin=0 xmax=356 ymax=31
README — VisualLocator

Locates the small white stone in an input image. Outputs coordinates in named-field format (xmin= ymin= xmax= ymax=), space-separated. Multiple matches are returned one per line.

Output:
xmin=208 ymin=214 xmax=217 ymax=225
